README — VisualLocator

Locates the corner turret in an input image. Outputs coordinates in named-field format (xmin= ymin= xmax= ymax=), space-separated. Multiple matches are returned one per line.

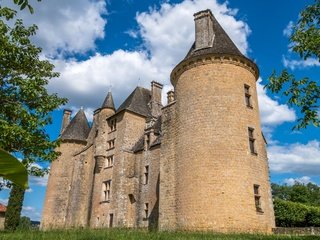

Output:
xmin=61 ymin=109 xmax=90 ymax=143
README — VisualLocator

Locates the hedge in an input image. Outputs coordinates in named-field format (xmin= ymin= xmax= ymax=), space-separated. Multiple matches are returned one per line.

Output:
xmin=274 ymin=198 xmax=320 ymax=227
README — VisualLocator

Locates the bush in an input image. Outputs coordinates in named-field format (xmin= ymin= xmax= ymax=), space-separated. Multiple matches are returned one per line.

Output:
xmin=274 ymin=198 xmax=320 ymax=227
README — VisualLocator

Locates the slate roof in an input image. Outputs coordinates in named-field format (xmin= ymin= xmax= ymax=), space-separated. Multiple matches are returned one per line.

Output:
xmin=101 ymin=91 xmax=115 ymax=110
xmin=184 ymin=10 xmax=243 ymax=60
xmin=0 ymin=203 xmax=6 ymax=212
xmin=61 ymin=109 xmax=90 ymax=141
xmin=116 ymin=87 xmax=151 ymax=117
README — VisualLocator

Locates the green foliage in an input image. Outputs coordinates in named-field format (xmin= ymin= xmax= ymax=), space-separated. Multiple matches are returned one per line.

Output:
xmin=16 ymin=216 xmax=32 ymax=231
xmin=0 ymin=148 xmax=28 ymax=189
xmin=0 ymin=1 xmax=67 ymax=231
xmin=4 ymin=184 xmax=25 ymax=231
xmin=271 ymin=182 xmax=320 ymax=207
xmin=12 ymin=0 xmax=41 ymax=14
xmin=265 ymin=0 xmax=320 ymax=129
xmin=0 ymin=228 xmax=320 ymax=240
xmin=274 ymin=199 xmax=320 ymax=227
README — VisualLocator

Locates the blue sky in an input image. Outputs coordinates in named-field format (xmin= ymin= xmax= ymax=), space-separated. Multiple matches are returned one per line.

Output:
xmin=0 ymin=0 xmax=319 ymax=221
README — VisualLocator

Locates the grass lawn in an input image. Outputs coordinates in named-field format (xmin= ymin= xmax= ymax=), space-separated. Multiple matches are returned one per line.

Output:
xmin=0 ymin=229 xmax=319 ymax=240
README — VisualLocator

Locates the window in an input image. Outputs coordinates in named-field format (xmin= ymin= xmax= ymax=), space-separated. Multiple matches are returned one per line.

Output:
xmin=108 ymin=139 xmax=115 ymax=150
xmin=106 ymin=155 xmax=114 ymax=167
xmin=102 ymin=180 xmax=111 ymax=201
xmin=109 ymin=119 xmax=117 ymax=132
xmin=254 ymin=184 xmax=263 ymax=212
xmin=109 ymin=214 xmax=113 ymax=228
xmin=244 ymin=84 xmax=252 ymax=108
xmin=144 ymin=203 xmax=149 ymax=219
xmin=144 ymin=165 xmax=149 ymax=185
xmin=248 ymin=127 xmax=257 ymax=154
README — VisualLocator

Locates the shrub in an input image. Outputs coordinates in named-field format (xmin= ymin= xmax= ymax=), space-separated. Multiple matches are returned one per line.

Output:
xmin=274 ymin=198 xmax=320 ymax=227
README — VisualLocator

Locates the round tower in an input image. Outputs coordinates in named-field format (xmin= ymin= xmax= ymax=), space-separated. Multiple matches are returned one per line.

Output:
xmin=170 ymin=10 xmax=275 ymax=232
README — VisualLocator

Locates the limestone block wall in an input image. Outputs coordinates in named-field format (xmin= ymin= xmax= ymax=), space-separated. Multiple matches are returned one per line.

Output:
xmin=170 ymin=58 xmax=275 ymax=233
xmin=136 ymin=146 xmax=160 ymax=230
xmin=159 ymin=102 xmax=177 ymax=230
xmin=90 ymin=111 xmax=146 ymax=228
xmin=41 ymin=141 xmax=86 ymax=229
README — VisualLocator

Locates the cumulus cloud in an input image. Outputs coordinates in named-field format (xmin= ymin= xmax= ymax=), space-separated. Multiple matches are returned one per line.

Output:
xmin=283 ymin=21 xmax=293 ymax=37
xmin=268 ymin=140 xmax=320 ymax=175
xmin=283 ymin=176 xmax=314 ymax=186
xmin=0 ymin=198 xmax=8 ymax=205
xmin=283 ymin=56 xmax=320 ymax=70
xmin=29 ymin=174 xmax=48 ymax=187
xmin=22 ymin=206 xmax=41 ymax=221
xmin=17 ymin=0 xmax=107 ymax=56
xmin=48 ymin=0 xmax=251 ymax=112
xmin=257 ymin=78 xmax=296 ymax=127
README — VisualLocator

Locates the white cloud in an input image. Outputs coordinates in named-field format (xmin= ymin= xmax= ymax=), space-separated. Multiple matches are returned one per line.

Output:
xmin=22 ymin=206 xmax=41 ymax=221
xmin=268 ymin=140 xmax=320 ymax=175
xmin=48 ymin=0 xmax=251 ymax=112
xmin=29 ymin=174 xmax=48 ymax=187
xmin=257 ymin=78 xmax=296 ymax=127
xmin=283 ymin=21 xmax=293 ymax=37
xmin=283 ymin=176 xmax=314 ymax=186
xmin=17 ymin=0 xmax=107 ymax=56
xmin=0 ymin=198 xmax=8 ymax=205
xmin=283 ymin=56 xmax=320 ymax=70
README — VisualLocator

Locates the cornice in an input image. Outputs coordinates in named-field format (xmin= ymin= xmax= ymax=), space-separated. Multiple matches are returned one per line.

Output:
xmin=170 ymin=53 xmax=259 ymax=86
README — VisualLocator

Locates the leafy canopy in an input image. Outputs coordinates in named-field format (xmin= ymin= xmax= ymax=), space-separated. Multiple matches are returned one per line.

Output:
xmin=0 ymin=6 xmax=67 ymax=177
xmin=265 ymin=0 xmax=320 ymax=129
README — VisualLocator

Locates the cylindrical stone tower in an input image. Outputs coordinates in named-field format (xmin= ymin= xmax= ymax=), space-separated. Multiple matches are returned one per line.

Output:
xmin=169 ymin=10 xmax=275 ymax=233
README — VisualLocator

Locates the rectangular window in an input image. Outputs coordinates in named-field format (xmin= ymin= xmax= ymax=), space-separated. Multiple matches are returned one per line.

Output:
xmin=109 ymin=214 xmax=113 ymax=228
xmin=108 ymin=139 xmax=115 ymax=150
xmin=106 ymin=155 xmax=114 ymax=167
xmin=248 ymin=127 xmax=257 ymax=154
xmin=144 ymin=165 xmax=149 ymax=185
xmin=254 ymin=184 xmax=263 ymax=212
xmin=144 ymin=203 xmax=149 ymax=219
xmin=110 ymin=119 xmax=117 ymax=132
xmin=244 ymin=84 xmax=252 ymax=108
xmin=103 ymin=180 xmax=111 ymax=201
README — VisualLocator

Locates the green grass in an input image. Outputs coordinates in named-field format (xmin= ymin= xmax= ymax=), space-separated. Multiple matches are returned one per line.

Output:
xmin=0 ymin=229 xmax=319 ymax=240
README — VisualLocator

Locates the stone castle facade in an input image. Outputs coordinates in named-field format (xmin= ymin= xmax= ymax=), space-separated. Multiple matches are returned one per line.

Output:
xmin=42 ymin=10 xmax=275 ymax=233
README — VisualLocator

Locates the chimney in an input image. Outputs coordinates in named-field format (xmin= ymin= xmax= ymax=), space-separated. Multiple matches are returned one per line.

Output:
xmin=150 ymin=81 xmax=163 ymax=117
xmin=60 ymin=109 xmax=72 ymax=134
xmin=151 ymin=81 xmax=163 ymax=104
xmin=194 ymin=9 xmax=214 ymax=50
xmin=167 ymin=90 xmax=175 ymax=104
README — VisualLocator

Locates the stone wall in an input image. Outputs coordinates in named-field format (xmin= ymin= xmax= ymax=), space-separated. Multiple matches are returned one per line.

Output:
xmin=169 ymin=57 xmax=274 ymax=233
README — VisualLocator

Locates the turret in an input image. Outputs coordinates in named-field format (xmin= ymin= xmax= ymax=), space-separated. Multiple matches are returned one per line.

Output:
xmin=160 ymin=9 xmax=274 ymax=233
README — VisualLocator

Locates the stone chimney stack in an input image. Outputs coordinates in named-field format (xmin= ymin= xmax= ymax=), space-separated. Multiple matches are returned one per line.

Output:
xmin=150 ymin=81 xmax=163 ymax=117
xmin=194 ymin=9 xmax=214 ymax=50
xmin=60 ymin=109 xmax=72 ymax=134
xmin=167 ymin=90 xmax=175 ymax=104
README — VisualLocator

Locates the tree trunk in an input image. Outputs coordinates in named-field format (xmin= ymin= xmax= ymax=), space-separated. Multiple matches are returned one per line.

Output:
xmin=4 ymin=184 xmax=25 ymax=231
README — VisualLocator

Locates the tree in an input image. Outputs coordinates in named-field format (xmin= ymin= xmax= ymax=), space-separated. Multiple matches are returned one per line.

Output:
xmin=0 ymin=4 xmax=67 ymax=230
xmin=265 ymin=0 xmax=319 ymax=129
xmin=271 ymin=182 xmax=320 ymax=207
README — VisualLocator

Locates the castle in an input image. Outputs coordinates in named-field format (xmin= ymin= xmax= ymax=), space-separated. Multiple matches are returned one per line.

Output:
xmin=42 ymin=10 xmax=275 ymax=233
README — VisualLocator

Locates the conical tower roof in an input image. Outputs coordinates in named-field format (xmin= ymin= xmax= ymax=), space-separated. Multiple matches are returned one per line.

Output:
xmin=184 ymin=10 xmax=243 ymax=60
xmin=101 ymin=91 xmax=115 ymax=110
xmin=61 ymin=109 xmax=90 ymax=141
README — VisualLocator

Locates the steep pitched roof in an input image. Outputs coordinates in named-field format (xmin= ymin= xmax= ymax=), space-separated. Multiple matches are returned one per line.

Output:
xmin=0 ymin=203 xmax=6 ymax=212
xmin=184 ymin=11 xmax=243 ymax=60
xmin=61 ymin=109 xmax=90 ymax=141
xmin=116 ymin=87 xmax=151 ymax=117
xmin=101 ymin=91 xmax=115 ymax=110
